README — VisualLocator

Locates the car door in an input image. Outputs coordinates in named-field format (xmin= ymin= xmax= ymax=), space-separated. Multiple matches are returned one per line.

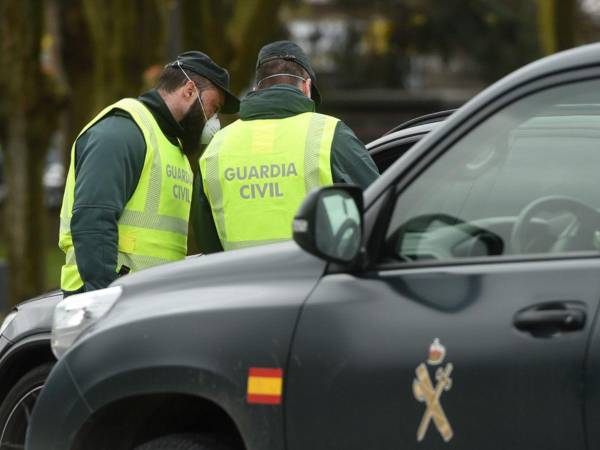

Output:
xmin=286 ymin=75 xmax=600 ymax=450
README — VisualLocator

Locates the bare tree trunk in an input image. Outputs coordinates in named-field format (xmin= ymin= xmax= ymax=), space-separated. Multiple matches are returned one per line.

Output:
xmin=164 ymin=0 xmax=182 ymax=60
xmin=181 ymin=0 xmax=229 ymax=64
xmin=83 ymin=0 xmax=167 ymax=112
xmin=180 ymin=0 xmax=284 ymax=94
xmin=227 ymin=0 xmax=285 ymax=93
xmin=0 ymin=1 xmax=57 ymax=306
xmin=59 ymin=0 xmax=94 ymax=151
xmin=537 ymin=0 xmax=575 ymax=55
xmin=554 ymin=0 xmax=575 ymax=51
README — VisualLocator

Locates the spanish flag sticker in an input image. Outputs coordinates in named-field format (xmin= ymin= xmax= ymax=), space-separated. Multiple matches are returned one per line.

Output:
xmin=247 ymin=368 xmax=283 ymax=405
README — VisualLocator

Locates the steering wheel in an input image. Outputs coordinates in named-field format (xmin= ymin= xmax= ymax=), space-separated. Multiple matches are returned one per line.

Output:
xmin=510 ymin=196 xmax=600 ymax=254
xmin=388 ymin=213 xmax=503 ymax=260
xmin=332 ymin=218 xmax=361 ymax=260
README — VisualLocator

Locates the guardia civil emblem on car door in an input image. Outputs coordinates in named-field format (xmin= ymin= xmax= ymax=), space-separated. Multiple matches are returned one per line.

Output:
xmin=413 ymin=338 xmax=454 ymax=442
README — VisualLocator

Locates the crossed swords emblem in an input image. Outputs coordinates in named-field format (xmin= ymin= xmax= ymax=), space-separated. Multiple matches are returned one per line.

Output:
xmin=412 ymin=338 xmax=454 ymax=442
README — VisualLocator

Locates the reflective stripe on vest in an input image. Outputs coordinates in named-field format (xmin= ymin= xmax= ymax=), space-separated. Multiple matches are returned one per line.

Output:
xmin=199 ymin=112 xmax=337 ymax=251
xmin=59 ymin=98 xmax=193 ymax=291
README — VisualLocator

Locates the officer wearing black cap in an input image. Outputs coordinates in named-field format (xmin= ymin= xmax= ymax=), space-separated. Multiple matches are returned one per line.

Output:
xmin=58 ymin=51 xmax=239 ymax=296
xmin=194 ymin=41 xmax=379 ymax=253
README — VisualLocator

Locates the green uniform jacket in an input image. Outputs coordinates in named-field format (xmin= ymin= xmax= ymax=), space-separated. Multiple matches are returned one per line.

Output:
xmin=67 ymin=90 xmax=186 ymax=295
xmin=193 ymin=84 xmax=379 ymax=254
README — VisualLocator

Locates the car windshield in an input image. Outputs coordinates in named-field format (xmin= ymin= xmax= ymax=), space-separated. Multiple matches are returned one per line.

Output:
xmin=386 ymin=79 xmax=600 ymax=261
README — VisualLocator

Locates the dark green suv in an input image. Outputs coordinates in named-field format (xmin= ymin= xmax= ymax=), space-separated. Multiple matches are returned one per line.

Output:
xmin=27 ymin=43 xmax=600 ymax=450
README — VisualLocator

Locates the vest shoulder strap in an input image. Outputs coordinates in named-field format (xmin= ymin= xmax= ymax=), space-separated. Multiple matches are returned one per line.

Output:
xmin=75 ymin=98 xmax=156 ymax=142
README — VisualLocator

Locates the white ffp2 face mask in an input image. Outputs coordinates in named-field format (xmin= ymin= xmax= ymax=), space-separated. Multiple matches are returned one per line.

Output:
xmin=201 ymin=114 xmax=221 ymax=145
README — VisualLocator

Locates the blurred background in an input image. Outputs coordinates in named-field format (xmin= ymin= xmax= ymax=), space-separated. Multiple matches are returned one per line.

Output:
xmin=0 ymin=0 xmax=598 ymax=310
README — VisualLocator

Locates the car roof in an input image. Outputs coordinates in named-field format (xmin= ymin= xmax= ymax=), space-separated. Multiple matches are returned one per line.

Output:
xmin=383 ymin=109 xmax=456 ymax=135
xmin=367 ymin=121 xmax=442 ymax=151
xmin=367 ymin=111 xmax=452 ymax=151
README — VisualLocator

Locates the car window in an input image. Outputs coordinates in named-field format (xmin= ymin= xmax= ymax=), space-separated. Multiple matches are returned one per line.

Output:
xmin=385 ymin=79 xmax=600 ymax=263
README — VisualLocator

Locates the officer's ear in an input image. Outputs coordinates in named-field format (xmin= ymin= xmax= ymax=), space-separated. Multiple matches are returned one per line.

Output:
xmin=303 ymin=78 xmax=312 ymax=99
xmin=183 ymin=80 xmax=197 ymax=99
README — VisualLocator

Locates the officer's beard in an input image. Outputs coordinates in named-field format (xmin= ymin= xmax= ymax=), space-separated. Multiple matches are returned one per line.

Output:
xmin=179 ymin=100 xmax=206 ymax=157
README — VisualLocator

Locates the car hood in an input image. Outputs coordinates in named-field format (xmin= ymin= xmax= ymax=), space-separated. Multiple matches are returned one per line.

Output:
xmin=102 ymin=241 xmax=328 ymax=328
xmin=3 ymin=290 xmax=63 ymax=342
xmin=114 ymin=241 xmax=323 ymax=291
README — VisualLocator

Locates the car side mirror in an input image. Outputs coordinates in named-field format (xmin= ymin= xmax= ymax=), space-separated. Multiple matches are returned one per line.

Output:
xmin=293 ymin=184 xmax=364 ymax=265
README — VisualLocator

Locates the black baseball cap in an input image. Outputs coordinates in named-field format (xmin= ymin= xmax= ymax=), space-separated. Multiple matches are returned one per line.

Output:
xmin=256 ymin=41 xmax=321 ymax=106
xmin=167 ymin=51 xmax=240 ymax=114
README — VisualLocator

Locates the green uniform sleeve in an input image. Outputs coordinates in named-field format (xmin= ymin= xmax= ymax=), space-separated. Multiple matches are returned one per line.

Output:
xmin=191 ymin=172 xmax=223 ymax=254
xmin=330 ymin=121 xmax=379 ymax=189
xmin=69 ymin=113 xmax=146 ymax=294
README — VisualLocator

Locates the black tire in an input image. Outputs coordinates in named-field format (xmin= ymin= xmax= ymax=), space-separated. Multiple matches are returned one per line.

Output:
xmin=135 ymin=433 xmax=235 ymax=450
xmin=0 ymin=362 xmax=54 ymax=449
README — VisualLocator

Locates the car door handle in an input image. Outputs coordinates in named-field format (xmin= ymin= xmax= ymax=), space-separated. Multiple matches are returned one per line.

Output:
xmin=514 ymin=305 xmax=586 ymax=334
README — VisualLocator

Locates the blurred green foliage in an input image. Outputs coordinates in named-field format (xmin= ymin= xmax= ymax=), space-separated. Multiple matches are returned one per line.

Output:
xmin=0 ymin=241 xmax=62 ymax=292
xmin=317 ymin=0 xmax=589 ymax=88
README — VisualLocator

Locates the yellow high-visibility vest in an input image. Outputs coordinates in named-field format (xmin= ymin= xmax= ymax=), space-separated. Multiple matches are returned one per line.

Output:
xmin=59 ymin=98 xmax=193 ymax=291
xmin=199 ymin=112 xmax=338 ymax=250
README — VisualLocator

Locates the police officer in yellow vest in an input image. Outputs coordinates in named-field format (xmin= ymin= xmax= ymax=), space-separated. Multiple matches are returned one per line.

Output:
xmin=59 ymin=51 xmax=240 ymax=296
xmin=196 ymin=41 xmax=379 ymax=252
